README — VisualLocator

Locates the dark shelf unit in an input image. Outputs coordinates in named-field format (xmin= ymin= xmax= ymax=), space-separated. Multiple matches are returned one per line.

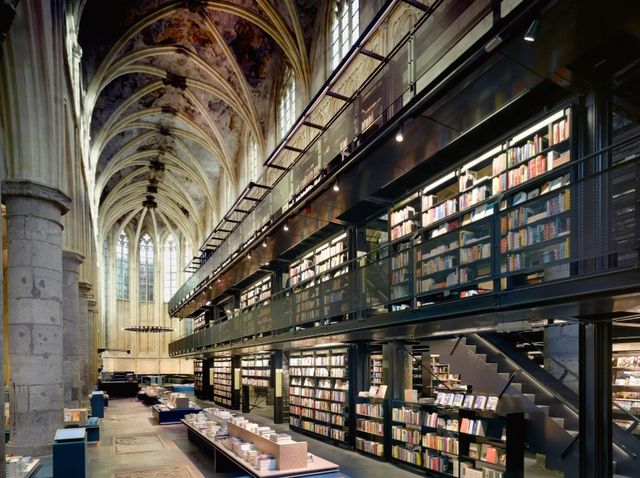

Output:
xmin=212 ymin=355 xmax=233 ymax=408
xmin=354 ymin=396 xmax=389 ymax=459
xmin=288 ymin=346 xmax=351 ymax=444
xmin=389 ymin=400 xmax=524 ymax=478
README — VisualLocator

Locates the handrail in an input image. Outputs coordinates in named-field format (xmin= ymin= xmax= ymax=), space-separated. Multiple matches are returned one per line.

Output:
xmin=168 ymin=0 xmax=488 ymax=314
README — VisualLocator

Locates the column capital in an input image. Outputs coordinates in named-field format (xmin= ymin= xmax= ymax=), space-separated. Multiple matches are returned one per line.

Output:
xmin=87 ymin=299 xmax=97 ymax=311
xmin=62 ymin=250 xmax=85 ymax=271
xmin=2 ymin=180 xmax=71 ymax=215
xmin=79 ymin=281 xmax=93 ymax=296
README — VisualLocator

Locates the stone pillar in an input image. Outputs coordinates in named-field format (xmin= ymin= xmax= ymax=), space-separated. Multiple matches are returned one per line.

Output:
xmin=87 ymin=300 xmax=98 ymax=392
xmin=3 ymin=180 xmax=70 ymax=456
xmin=62 ymin=252 xmax=84 ymax=408
xmin=78 ymin=283 xmax=92 ymax=400
xmin=544 ymin=323 xmax=580 ymax=394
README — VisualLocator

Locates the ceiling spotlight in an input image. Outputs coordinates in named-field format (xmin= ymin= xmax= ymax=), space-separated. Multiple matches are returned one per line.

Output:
xmin=247 ymin=252 xmax=252 ymax=259
xmin=524 ymin=19 xmax=538 ymax=42
xmin=284 ymin=223 xmax=289 ymax=232
xmin=333 ymin=181 xmax=340 ymax=192
xmin=395 ymin=128 xmax=404 ymax=143
xmin=206 ymin=300 xmax=212 ymax=306
xmin=262 ymin=240 xmax=267 ymax=248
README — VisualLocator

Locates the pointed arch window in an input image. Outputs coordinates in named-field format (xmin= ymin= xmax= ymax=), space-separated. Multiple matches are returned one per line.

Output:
xmin=184 ymin=242 xmax=193 ymax=280
xmin=278 ymin=65 xmax=296 ymax=139
xmin=115 ymin=233 xmax=129 ymax=299
xmin=330 ymin=0 xmax=359 ymax=71
xmin=247 ymin=135 xmax=259 ymax=183
xmin=139 ymin=233 xmax=154 ymax=301
xmin=163 ymin=235 xmax=177 ymax=302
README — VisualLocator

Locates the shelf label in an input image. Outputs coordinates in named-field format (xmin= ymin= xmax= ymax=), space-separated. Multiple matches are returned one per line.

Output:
xmin=275 ymin=369 xmax=283 ymax=397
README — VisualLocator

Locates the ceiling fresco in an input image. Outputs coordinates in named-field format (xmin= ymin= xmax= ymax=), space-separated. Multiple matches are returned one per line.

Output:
xmin=79 ymin=0 xmax=323 ymax=249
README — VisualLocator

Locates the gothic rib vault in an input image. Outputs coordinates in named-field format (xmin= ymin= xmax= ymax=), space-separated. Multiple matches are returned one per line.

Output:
xmin=79 ymin=0 xmax=322 ymax=250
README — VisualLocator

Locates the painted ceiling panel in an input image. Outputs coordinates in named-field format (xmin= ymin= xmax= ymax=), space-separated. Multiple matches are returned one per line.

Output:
xmin=80 ymin=0 xmax=322 ymax=243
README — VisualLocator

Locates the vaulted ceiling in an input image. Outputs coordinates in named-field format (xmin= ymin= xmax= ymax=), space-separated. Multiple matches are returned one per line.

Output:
xmin=79 ymin=0 xmax=323 ymax=248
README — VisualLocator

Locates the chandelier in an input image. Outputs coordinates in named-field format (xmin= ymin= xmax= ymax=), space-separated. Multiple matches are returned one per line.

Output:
xmin=124 ymin=325 xmax=174 ymax=333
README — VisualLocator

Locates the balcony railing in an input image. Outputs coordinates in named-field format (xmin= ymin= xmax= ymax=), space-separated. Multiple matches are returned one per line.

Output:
xmin=169 ymin=0 xmax=508 ymax=315
xmin=169 ymin=155 xmax=640 ymax=356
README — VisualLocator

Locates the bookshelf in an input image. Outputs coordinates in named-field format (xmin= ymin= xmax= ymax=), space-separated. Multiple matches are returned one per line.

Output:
xmin=384 ymin=108 xmax=574 ymax=303
xmin=429 ymin=356 xmax=467 ymax=395
xmin=612 ymin=352 xmax=640 ymax=421
xmin=289 ymin=232 xmax=350 ymax=323
xmin=239 ymin=276 xmax=272 ymax=311
xmin=288 ymin=347 xmax=351 ymax=444
xmin=212 ymin=356 xmax=233 ymax=407
xmin=241 ymin=353 xmax=272 ymax=388
xmin=355 ymin=397 xmax=388 ymax=459
xmin=390 ymin=399 xmax=524 ymax=477
xmin=194 ymin=359 xmax=204 ymax=398
xmin=370 ymin=353 xmax=383 ymax=386
xmin=412 ymin=355 xmax=423 ymax=394
xmin=193 ymin=311 xmax=208 ymax=332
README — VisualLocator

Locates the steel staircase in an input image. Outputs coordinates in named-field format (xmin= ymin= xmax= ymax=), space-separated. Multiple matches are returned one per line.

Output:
xmin=430 ymin=333 xmax=640 ymax=477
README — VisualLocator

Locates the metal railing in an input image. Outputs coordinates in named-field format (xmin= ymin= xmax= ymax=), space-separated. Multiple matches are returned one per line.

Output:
xmin=169 ymin=155 xmax=640 ymax=356
xmin=168 ymin=0 xmax=503 ymax=314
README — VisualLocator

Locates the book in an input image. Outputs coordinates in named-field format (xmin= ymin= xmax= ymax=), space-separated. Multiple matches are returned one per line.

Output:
xmin=482 ymin=444 xmax=498 ymax=464
xmin=375 ymin=385 xmax=388 ymax=399
xmin=444 ymin=393 xmax=455 ymax=406
xmin=485 ymin=396 xmax=499 ymax=411
xmin=474 ymin=395 xmax=487 ymax=410
xmin=468 ymin=442 xmax=481 ymax=459
xmin=435 ymin=393 xmax=445 ymax=405
xmin=453 ymin=393 xmax=465 ymax=407
xmin=463 ymin=394 xmax=475 ymax=409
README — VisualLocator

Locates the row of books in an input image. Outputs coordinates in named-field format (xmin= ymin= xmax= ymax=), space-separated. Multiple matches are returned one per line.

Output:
xmin=356 ymin=402 xmax=384 ymax=418
xmin=435 ymin=393 xmax=499 ymax=411
xmin=290 ymin=355 xmax=347 ymax=366
xmin=423 ymin=433 xmax=459 ymax=454
xmin=289 ymin=387 xmax=347 ymax=402
xmin=289 ymin=367 xmax=347 ymax=378
xmin=502 ymin=239 xmax=569 ymax=271
xmin=501 ymin=219 xmax=570 ymax=251
xmin=356 ymin=437 xmax=385 ymax=457
xmin=356 ymin=418 xmax=384 ymax=436
xmin=289 ymin=395 xmax=344 ymax=413
xmin=392 ymin=425 xmax=421 ymax=445
xmin=290 ymin=416 xmax=347 ymax=441
xmin=501 ymin=190 xmax=570 ymax=231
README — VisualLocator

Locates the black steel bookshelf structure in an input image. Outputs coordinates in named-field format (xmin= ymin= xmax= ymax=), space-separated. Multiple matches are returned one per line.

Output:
xmin=354 ymin=396 xmax=389 ymax=459
xmin=166 ymin=4 xmax=640 ymax=470
xmin=390 ymin=400 xmax=524 ymax=477
xmin=194 ymin=358 xmax=213 ymax=400
xmin=288 ymin=346 xmax=353 ymax=445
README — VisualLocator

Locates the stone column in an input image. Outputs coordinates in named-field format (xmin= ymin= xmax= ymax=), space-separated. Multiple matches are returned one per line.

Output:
xmin=78 ymin=282 xmax=92 ymax=400
xmin=3 ymin=180 xmax=70 ymax=456
xmin=62 ymin=252 xmax=84 ymax=408
xmin=87 ymin=299 xmax=98 ymax=394
xmin=544 ymin=323 xmax=580 ymax=394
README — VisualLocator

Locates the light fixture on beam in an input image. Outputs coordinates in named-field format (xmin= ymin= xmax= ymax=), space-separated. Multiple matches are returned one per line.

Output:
xmin=524 ymin=19 xmax=538 ymax=42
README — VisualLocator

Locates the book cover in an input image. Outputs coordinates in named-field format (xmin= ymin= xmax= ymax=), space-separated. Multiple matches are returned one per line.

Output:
xmin=482 ymin=444 xmax=498 ymax=464
xmin=468 ymin=442 xmax=481 ymax=459
xmin=485 ymin=396 xmax=499 ymax=411
xmin=376 ymin=384 xmax=388 ymax=399
xmin=463 ymin=394 xmax=475 ymax=409
xmin=444 ymin=393 xmax=455 ymax=406
xmin=453 ymin=393 xmax=465 ymax=407
xmin=474 ymin=395 xmax=487 ymax=410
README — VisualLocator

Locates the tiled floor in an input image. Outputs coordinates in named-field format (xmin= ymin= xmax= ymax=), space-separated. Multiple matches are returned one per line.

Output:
xmin=77 ymin=397 xmax=565 ymax=477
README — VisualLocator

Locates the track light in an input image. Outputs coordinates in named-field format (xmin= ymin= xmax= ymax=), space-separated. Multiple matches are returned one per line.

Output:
xmin=524 ymin=19 xmax=538 ymax=42
xmin=247 ymin=252 xmax=252 ymax=259
xmin=284 ymin=223 xmax=289 ymax=232
xmin=395 ymin=127 xmax=404 ymax=142
xmin=262 ymin=239 xmax=267 ymax=248
xmin=333 ymin=180 xmax=340 ymax=192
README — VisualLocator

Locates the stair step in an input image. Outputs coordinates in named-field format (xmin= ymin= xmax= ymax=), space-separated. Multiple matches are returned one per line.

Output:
xmin=550 ymin=416 xmax=565 ymax=428
xmin=523 ymin=393 xmax=536 ymax=402
xmin=509 ymin=382 xmax=522 ymax=392
xmin=565 ymin=429 xmax=579 ymax=437
xmin=484 ymin=362 xmax=498 ymax=372
xmin=537 ymin=405 xmax=550 ymax=415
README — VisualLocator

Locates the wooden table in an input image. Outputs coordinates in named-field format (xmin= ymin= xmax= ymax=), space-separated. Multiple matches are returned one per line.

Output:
xmin=182 ymin=420 xmax=341 ymax=477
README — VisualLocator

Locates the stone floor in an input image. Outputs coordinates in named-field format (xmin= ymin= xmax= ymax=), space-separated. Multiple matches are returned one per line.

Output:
xmin=67 ymin=397 xmax=564 ymax=478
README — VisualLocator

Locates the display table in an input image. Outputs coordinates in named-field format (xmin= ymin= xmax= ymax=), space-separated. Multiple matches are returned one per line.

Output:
xmin=98 ymin=380 xmax=139 ymax=397
xmin=182 ymin=420 xmax=340 ymax=477
xmin=84 ymin=416 xmax=100 ymax=444
xmin=152 ymin=404 xmax=201 ymax=424
xmin=53 ymin=428 xmax=87 ymax=478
